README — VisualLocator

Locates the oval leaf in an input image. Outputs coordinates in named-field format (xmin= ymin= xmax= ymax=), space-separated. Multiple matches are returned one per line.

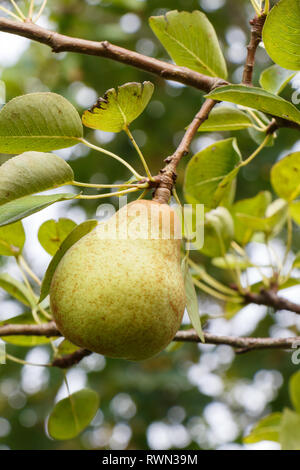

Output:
xmin=263 ymin=0 xmax=300 ymax=71
xmin=40 ymin=219 xmax=98 ymax=302
xmin=149 ymin=10 xmax=227 ymax=79
xmin=38 ymin=218 xmax=77 ymax=256
xmin=0 ymin=193 xmax=76 ymax=227
xmin=181 ymin=260 xmax=204 ymax=343
xmin=198 ymin=106 xmax=253 ymax=132
xmin=290 ymin=371 xmax=300 ymax=413
xmin=0 ymin=93 xmax=83 ymax=154
xmin=82 ymin=82 xmax=154 ymax=132
xmin=0 ymin=152 xmax=74 ymax=206
xmin=271 ymin=152 xmax=300 ymax=201
xmin=206 ymin=85 xmax=300 ymax=126
xmin=280 ymin=409 xmax=300 ymax=450
xmin=259 ymin=64 xmax=296 ymax=95
xmin=244 ymin=413 xmax=282 ymax=444
xmin=184 ymin=138 xmax=241 ymax=207
xmin=290 ymin=201 xmax=300 ymax=225
xmin=48 ymin=389 xmax=99 ymax=440
xmin=0 ymin=221 xmax=25 ymax=256
xmin=232 ymin=191 xmax=272 ymax=245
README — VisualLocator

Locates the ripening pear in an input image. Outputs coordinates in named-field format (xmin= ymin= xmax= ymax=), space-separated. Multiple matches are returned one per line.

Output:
xmin=50 ymin=200 xmax=186 ymax=361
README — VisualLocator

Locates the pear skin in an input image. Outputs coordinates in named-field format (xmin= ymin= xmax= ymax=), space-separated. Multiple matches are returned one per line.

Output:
xmin=50 ymin=200 xmax=186 ymax=361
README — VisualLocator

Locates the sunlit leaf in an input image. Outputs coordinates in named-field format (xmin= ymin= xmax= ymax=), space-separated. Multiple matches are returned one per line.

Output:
xmin=259 ymin=64 xmax=296 ymax=95
xmin=263 ymin=0 xmax=300 ymax=71
xmin=0 ymin=193 xmax=76 ymax=227
xmin=280 ymin=409 xmax=300 ymax=450
xmin=149 ymin=10 xmax=227 ymax=78
xmin=0 ymin=221 xmax=25 ymax=256
xmin=57 ymin=339 xmax=81 ymax=356
xmin=244 ymin=413 xmax=282 ymax=444
xmin=290 ymin=201 xmax=300 ymax=225
xmin=40 ymin=220 xmax=98 ymax=302
xmin=289 ymin=371 xmax=300 ymax=413
xmin=48 ymin=389 xmax=99 ymax=440
xmin=271 ymin=152 xmax=300 ymax=200
xmin=38 ymin=218 xmax=77 ymax=256
xmin=206 ymin=85 xmax=300 ymax=126
xmin=0 ymin=93 xmax=83 ymax=154
xmin=82 ymin=82 xmax=154 ymax=132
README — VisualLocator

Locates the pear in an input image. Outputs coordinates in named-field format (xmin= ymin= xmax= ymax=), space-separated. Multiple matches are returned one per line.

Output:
xmin=50 ymin=200 xmax=186 ymax=361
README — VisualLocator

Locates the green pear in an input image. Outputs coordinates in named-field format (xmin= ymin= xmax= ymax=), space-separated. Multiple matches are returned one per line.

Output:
xmin=50 ymin=200 xmax=186 ymax=361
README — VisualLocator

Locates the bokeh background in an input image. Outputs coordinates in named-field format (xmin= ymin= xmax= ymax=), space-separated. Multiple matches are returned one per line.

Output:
xmin=0 ymin=0 xmax=300 ymax=450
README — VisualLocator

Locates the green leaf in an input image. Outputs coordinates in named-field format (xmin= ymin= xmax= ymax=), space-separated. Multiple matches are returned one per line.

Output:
xmin=40 ymin=219 xmax=98 ymax=302
xmin=0 ymin=93 xmax=83 ymax=154
xmin=0 ymin=193 xmax=76 ymax=227
xmin=0 ymin=312 xmax=53 ymax=346
xmin=212 ymin=254 xmax=251 ymax=270
xmin=48 ymin=389 xmax=99 ymax=440
xmin=184 ymin=138 xmax=241 ymax=207
xmin=259 ymin=64 xmax=296 ymax=95
xmin=201 ymin=207 xmax=234 ymax=258
xmin=232 ymin=191 xmax=272 ymax=245
xmin=149 ymin=10 xmax=227 ymax=79
xmin=244 ymin=413 xmax=282 ymax=444
xmin=0 ymin=152 xmax=74 ymax=206
xmin=290 ymin=201 xmax=300 ymax=225
xmin=293 ymin=252 xmax=300 ymax=269
xmin=38 ymin=218 xmax=77 ymax=256
xmin=57 ymin=339 xmax=81 ymax=356
xmin=0 ymin=273 xmax=35 ymax=307
xmin=0 ymin=221 xmax=25 ymax=256
xmin=271 ymin=152 xmax=300 ymax=201
xmin=263 ymin=0 xmax=300 ymax=71
xmin=197 ymin=106 xmax=253 ymax=132
xmin=181 ymin=259 xmax=204 ymax=343
xmin=206 ymin=85 xmax=300 ymax=126
xmin=82 ymin=82 xmax=154 ymax=132
xmin=289 ymin=371 xmax=300 ymax=413
xmin=280 ymin=409 xmax=300 ymax=450
xmin=236 ymin=199 xmax=288 ymax=237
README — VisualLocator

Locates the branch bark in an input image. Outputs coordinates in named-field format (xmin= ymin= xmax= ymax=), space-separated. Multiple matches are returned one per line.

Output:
xmin=1 ymin=322 xmax=300 ymax=364
xmin=153 ymin=98 xmax=217 ymax=204
xmin=242 ymin=14 xmax=266 ymax=86
xmin=0 ymin=17 xmax=224 ymax=93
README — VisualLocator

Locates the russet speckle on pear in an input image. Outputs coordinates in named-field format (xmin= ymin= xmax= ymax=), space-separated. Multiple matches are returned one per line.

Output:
xmin=50 ymin=200 xmax=186 ymax=361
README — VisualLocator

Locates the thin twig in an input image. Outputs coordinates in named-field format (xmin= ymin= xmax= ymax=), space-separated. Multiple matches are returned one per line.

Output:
xmin=242 ymin=14 xmax=266 ymax=86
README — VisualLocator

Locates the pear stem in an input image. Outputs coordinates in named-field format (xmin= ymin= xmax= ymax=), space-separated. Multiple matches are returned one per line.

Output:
xmin=80 ymin=138 xmax=143 ymax=180
xmin=76 ymin=186 xmax=141 ymax=200
xmin=72 ymin=180 xmax=148 ymax=189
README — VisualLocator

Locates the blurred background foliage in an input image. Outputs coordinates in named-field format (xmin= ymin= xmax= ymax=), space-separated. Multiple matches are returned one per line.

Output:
xmin=0 ymin=0 xmax=299 ymax=450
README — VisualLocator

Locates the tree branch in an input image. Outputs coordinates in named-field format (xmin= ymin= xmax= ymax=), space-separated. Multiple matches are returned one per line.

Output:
xmin=1 ymin=322 xmax=300 ymax=365
xmin=153 ymin=98 xmax=217 ymax=204
xmin=242 ymin=14 xmax=266 ymax=86
xmin=0 ymin=17 xmax=225 ymax=93
xmin=245 ymin=289 xmax=300 ymax=315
